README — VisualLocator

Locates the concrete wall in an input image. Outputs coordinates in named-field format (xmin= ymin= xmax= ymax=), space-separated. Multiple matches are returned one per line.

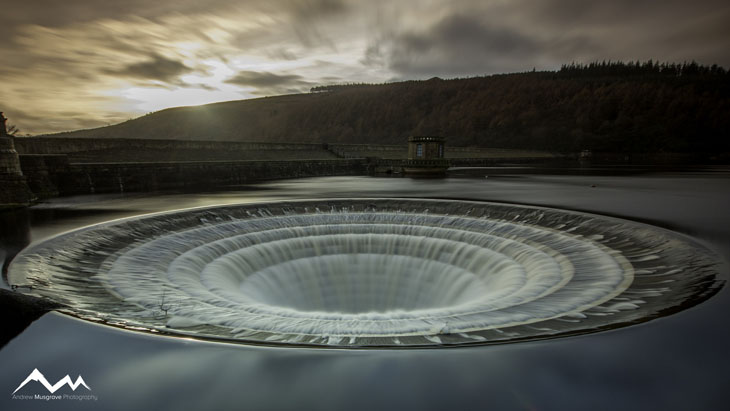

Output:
xmin=14 ymin=137 xmax=328 ymax=155
xmin=6 ymin=137 xmax=566 ymax=202
xmin=446 ymin=147 xmax=555 ymax=158
xmin=14 ymin=137 xmax=558 ymax=161
xmin=0 ymin=137 xmax=34 ymax=207
xmin=17 ymin=155 xmax=65 ymax=198
xmin=447 ymin=157 xmax=558 ymax=167
xmin=15 ymin=137 xmax=341 ymax=163
xmin=11 ymin=138 xmax=372 ymax=199
xmin=48 ymin=159 xmax=370 ymax=196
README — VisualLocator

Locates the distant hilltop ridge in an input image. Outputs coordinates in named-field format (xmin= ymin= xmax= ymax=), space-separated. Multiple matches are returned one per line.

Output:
xmin=51 ymin=62 xmax=729 ymax=154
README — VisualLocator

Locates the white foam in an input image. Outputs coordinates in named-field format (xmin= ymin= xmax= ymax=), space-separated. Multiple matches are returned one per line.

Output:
xmin=100 ymin=211 xmax=633 ymax=340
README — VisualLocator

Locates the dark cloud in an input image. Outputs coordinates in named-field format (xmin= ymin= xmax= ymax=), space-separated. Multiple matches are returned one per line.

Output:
xmin=3 ymin=0 xmax=730 ymax=134
xmin=285 ymin=0 xmax=351 ymax=48
xmin=288 ymin=0 xmax=349 ymax=20
xmin=381 ymin=14 xmax=587 ymax=77
xmin=2 ymin=106 xmax=114 ymax=134
xmin=367 ymin=0 xmax=730 ymax=78
xmin=318 ymin=76 xmax=344 ymax=83
xmin=511 ymin=0 xmax=730 ymax=65
xmin=402 ymin=15 xmax=541 ymax=56
xmin=266 ymin=48 xmax=301 ymax=61
xmin=226 ymin=71 xmax=308 ymax=88
xmin=526 ymin=0 xmax=729 ymax=26
xmin=225 ymin=71 xmax=315 ymax=95
xmin=104 ymin=54 xmax=192 ymax=82
xmin=0 ymin=0 xmax=234 ymax=28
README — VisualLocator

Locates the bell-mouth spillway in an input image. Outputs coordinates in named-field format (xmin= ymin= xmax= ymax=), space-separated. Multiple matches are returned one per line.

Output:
xmin=7 ymin=198 xmax=724 ymax=348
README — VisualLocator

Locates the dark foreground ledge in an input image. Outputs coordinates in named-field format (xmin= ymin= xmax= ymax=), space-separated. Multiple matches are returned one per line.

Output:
xmin=0 ymin=288 xmax=64 ymax=348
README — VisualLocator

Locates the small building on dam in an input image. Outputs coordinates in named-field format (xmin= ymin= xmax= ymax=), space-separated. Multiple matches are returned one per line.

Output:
xmin=403 ymin=136 xmax=450 ymax=175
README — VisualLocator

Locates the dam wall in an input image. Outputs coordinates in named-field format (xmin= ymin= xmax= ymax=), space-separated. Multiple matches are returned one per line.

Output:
xmin=14 ymin=137 xmax=340 ymax=163
xmin=326 ymin=144 xmax=408 ymax=159
xmin=18 ymin=157 xmax=369 ymax=197
xmin=14 ymin=137 xmax=329 ymax=155
xmin=3 ymin=136 xmax=561 ymax=205
xmin=0 ymin=136 xmax=34 ymax=208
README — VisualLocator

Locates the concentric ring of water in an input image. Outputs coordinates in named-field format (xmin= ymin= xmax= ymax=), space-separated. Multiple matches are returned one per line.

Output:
xmin=8 ymin=198 xmax=723 ymax=347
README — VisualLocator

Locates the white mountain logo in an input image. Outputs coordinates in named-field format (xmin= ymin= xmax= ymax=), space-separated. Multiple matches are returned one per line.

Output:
xmin=12 ymin=368 xmax=91 ymax=394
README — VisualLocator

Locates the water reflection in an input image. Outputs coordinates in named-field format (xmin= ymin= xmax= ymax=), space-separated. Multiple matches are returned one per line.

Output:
xmin=1 ymin=309 xmax=729 ymax=411
xmin=1 ymin=170 xmax=730 ymax=410
xmin=0 ymin=208 xmax=30 ymax=290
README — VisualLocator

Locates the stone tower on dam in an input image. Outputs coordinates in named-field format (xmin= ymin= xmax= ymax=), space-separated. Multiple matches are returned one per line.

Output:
xmin=0 ymin=112 xmax=33 ymax=207
xmin=403 ymin=136 xmax=449 ymax=175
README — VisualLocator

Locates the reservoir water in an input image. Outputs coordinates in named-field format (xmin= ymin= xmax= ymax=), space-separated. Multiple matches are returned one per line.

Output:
xmin=1 ymin=167 xmax=729 ymax=410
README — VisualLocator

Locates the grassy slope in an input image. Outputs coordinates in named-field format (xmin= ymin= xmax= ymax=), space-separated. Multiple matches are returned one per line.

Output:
xmin=54 ymin=70 xmax=730 ymax=153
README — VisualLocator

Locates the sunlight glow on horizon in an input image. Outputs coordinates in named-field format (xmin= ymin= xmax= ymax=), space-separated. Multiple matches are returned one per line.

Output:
xmin=2 ymin=0 xmax=727 ymax=134
xmin=119 ymin=85 xmax=251 ymax=113
xmin=118 ymin=59 xmax=251 ymax=113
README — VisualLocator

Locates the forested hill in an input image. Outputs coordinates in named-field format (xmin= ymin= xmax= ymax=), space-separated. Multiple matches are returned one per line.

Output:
xmin=55 ymin=62 xmax=730 ymax=153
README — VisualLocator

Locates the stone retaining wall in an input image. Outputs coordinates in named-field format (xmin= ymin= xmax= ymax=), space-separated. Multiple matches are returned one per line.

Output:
xmin=48 ymin=159 xmax=369 ymax=196
xmin=14 ymin=137 xmax=328 ymax=155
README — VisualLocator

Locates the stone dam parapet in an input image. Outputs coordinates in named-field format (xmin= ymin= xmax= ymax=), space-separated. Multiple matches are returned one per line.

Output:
xmin=1 ymin=137 xmax=562 ymax=206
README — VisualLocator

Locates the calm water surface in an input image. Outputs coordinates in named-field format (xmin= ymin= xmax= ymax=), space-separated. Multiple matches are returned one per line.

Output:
xmin=1 ymin=168 xmax=729 ymax=410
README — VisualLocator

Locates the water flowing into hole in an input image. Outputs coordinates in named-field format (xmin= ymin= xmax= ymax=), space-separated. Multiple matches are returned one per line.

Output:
xmin=8 ymin=199 xmax=724 ymax=347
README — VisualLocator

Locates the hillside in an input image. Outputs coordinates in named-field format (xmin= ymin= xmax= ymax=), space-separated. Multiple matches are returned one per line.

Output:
xmin=54 ymin=62 xmax=730 ymax=154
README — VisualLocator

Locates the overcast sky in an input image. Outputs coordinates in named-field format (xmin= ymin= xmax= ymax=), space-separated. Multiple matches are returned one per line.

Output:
xmin=2 ymin=0 xmax=729 ymax=134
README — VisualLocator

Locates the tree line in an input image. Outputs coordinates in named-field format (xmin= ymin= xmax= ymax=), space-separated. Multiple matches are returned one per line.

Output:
xmin=61 ymin=61 xmax=730 ymax=154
